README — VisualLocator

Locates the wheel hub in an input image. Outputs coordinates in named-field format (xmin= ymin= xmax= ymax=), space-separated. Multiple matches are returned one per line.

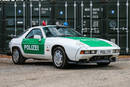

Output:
xmin=13 ymin=50 xmax=19 ymax=63
xmin=54 ymin=50 xmax=63 ymax=67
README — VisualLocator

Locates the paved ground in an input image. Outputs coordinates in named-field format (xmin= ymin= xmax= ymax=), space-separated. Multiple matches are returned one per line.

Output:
xmin=0 ymin=57 xmax=130 ymax=87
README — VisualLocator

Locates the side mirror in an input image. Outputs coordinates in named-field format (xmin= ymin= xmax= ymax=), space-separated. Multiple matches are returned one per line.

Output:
xmin=34 ymin=35 xmax=41 ymax=41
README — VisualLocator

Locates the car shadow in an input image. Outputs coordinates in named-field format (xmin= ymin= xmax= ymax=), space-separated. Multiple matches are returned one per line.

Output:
xmin=23 ymin=61 xmax=53 ymax=66
xmin=66 ymin=64 xmax=121 ymax=70
xmin=23 ymin=60 xmax=121 ymax=70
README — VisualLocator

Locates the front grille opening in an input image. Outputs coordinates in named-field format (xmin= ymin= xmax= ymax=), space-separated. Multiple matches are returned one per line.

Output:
xmin=89 ymin=56 xmax=112 ymax=62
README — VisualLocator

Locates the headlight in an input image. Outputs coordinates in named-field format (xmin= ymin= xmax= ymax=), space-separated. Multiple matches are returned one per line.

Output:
xmin=80 ymin=50 xmax=97 ymax=54
xmin=113 ymin=49 xmax=120 ymax=53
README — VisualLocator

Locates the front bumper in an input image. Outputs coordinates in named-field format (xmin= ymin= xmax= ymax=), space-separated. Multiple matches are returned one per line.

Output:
xmin=75 ymin=47 xmax=120 ymax=62
xmin=78 ymin=55 xmax=117 ymax=63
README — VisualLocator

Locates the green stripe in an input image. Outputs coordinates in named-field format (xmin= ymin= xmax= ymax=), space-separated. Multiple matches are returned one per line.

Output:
xmin=65 ymin=37 xmax=112 ymax=47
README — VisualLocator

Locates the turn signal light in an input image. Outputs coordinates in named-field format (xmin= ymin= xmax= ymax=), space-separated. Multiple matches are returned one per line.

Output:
xmin=80 ymin=51 xmax=85 ymax=54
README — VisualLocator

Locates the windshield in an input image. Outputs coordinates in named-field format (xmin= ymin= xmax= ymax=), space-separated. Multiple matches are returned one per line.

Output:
xmin=43 ymin=26 xmax=83 ymax=37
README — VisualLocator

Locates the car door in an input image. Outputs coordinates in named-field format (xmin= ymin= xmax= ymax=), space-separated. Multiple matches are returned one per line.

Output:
xmin=22 ymin=28 xmax=45 ymax=56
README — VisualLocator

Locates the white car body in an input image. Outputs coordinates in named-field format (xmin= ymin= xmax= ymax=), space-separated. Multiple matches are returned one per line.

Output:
xmin=9 ymin=25 xmax=120 ymax=64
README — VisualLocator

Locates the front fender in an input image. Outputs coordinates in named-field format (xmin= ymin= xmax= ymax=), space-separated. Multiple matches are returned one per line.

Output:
xmin=63 ymin=44 xmax=80 ymax=61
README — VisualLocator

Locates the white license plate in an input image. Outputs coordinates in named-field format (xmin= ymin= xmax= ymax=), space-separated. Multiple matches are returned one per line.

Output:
xmin=100 ymin=50 xmax=111 ymax=54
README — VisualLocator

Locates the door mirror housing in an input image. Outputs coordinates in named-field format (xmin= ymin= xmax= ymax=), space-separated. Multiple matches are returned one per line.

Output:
xmin=34 ymin=35 xmax=41 ymax=41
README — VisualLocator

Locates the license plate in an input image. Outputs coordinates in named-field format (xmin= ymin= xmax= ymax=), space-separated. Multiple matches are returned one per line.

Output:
xmin=100 ymin=50 xmax=111 ymax=54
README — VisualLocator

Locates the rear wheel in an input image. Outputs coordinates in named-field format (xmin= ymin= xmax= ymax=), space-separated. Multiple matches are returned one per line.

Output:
xmin=97 ymin=62 xmax=110 ymax=66
xmin=52 ymin=47 xmax=68 ymax=69
xmin=12 ymin=48 xmax=26 ymax=64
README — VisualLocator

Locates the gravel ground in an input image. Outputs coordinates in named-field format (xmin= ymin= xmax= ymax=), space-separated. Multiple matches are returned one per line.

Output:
xmin=0 ymin=58 xmax=130 ymax=87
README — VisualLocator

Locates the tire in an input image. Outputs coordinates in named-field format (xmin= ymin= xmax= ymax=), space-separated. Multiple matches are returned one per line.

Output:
xmin=12 ymin=48 xmax=26 ymax=64
xmin=52 ymin=47 xmax=68 ymax=69
xmin=97 ymin=62 xmax=110 ymax=66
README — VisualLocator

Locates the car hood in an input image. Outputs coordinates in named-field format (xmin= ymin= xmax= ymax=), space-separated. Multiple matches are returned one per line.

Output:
xmin=63 ymin=37 xmax=113 ymax=47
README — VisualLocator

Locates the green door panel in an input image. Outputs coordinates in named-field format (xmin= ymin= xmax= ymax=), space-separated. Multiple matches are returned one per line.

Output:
xmin=22 ymin=38 xmax=45 ymax=54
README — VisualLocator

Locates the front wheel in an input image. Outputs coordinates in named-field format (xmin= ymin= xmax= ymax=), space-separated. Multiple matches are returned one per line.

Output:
xmin=12 ymin=48 xmax=26 ymax=64
xmin=52 ymin=47 xmax=68 ymax=69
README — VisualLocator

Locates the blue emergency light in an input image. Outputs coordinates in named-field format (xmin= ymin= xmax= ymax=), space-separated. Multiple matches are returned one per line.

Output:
xmin=64 ymin=22 xmax=68 ymax=26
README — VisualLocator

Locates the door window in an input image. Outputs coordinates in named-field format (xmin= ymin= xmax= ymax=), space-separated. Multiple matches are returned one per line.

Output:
xmin=26 ymin=28 xmax=43 ymax=38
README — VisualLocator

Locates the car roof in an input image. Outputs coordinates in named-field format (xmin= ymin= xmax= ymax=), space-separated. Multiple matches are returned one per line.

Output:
xmin=28 ymin=25 xmax=67 ymax=30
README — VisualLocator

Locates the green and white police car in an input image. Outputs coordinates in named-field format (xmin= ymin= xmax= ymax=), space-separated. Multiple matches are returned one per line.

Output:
xmin=9 ymin=25 xmax=120 ymax=68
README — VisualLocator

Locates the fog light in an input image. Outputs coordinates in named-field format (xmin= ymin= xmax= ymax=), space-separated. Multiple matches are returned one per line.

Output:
xmin=85 ymin=50 xmax=91 ymax=54
xmin=90 ymin=50 xmax=97 ymax=54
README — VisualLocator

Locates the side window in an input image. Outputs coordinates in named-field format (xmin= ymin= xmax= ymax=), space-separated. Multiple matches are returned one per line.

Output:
xmin=26 ymin=28 xmax=43 ymax=38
